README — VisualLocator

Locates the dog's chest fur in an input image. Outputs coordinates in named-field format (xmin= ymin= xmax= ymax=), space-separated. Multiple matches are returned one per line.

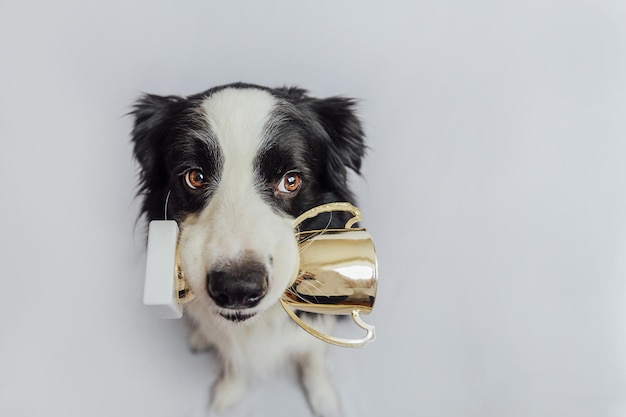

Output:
xmin=187 ymin=301 xmax=335 ymax=375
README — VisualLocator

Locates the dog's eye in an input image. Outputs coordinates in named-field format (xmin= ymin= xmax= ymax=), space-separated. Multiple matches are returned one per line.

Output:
xmin=276 ymin=171 xmax=302 ymax=196
xmin=183 ymin=169 xmax=207 ymax=190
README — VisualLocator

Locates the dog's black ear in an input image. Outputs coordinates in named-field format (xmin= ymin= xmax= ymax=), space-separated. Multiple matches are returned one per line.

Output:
xmin=309 ymin=97 xmax=367 ymax=200
xmin=130 ymin=94 xmax=180 ymax=216
xmin=311 ymin=97 xmax=366 ymax=174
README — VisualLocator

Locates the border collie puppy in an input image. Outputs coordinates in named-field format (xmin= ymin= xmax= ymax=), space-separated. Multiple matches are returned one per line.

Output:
xmin=131 ymin=83 xmax=366 ymax=416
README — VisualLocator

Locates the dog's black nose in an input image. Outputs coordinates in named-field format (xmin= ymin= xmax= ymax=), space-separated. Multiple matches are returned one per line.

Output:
xmin=207 ymin=260 xmax=269 ymax=309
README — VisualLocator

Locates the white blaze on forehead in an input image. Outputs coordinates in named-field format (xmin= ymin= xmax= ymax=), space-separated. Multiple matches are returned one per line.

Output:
xmin=202 ymin=88 xmax=277 ymax=175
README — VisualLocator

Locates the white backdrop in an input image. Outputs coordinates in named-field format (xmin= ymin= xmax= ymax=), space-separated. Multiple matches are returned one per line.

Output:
xmin=1 ymin=1 xmax=625 ymax=416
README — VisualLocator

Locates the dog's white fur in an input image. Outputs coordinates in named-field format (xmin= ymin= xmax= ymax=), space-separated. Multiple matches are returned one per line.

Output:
xmin=178 ymin=89 xmax=340 ymax=416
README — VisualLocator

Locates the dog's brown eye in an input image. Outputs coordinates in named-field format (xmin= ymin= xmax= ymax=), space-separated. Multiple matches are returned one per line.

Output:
xmin=277 ymin=171 xmax=302 ymax=195
xmin=184 ymin=169 xmax=206 ymax=190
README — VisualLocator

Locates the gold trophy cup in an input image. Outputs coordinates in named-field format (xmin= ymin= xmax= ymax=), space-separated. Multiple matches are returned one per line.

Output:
xmin=280 ymin=202 xmax=378 ymax=348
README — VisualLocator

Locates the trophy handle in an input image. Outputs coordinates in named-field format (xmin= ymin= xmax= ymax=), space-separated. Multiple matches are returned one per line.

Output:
xmin=279 ymin=299 xmax=376 ymax=348
xmin=292 ymin=202 xmax=362 ymax=230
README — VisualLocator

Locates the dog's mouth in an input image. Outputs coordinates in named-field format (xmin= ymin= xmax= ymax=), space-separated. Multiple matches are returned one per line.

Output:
xmin=219 ymin=311 xmax=257 ymax=322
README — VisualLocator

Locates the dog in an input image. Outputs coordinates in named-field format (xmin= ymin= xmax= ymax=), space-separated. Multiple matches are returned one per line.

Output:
xmin=131 ymin=83 xmax=366 ymax=416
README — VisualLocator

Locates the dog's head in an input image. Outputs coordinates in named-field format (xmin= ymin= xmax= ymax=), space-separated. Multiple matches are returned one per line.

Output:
xmin=131 ymin=83 xmax=366 ymax=323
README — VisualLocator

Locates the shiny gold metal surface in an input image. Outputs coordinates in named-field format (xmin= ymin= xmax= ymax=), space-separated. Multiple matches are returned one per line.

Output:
xmin=282 ymin=228 xmax=377 ymax=315
xmin=175 ymin=243 xmax=195 ymax=304
xmin=280 ymin=202 xmax=378 ymax=348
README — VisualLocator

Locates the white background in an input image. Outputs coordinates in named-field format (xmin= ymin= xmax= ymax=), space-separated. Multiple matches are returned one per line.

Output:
xmin=1 ymin=1 xmax=625 ymax=416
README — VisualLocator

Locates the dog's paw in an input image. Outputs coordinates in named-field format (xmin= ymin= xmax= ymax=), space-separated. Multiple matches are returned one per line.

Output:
xmin=210 ymin=373 xmax=246 ymax=414
xmin=300 ymin=356 xmax=341 ymax=417
xmin=189 ymin=327 xmax=213 ymax=353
